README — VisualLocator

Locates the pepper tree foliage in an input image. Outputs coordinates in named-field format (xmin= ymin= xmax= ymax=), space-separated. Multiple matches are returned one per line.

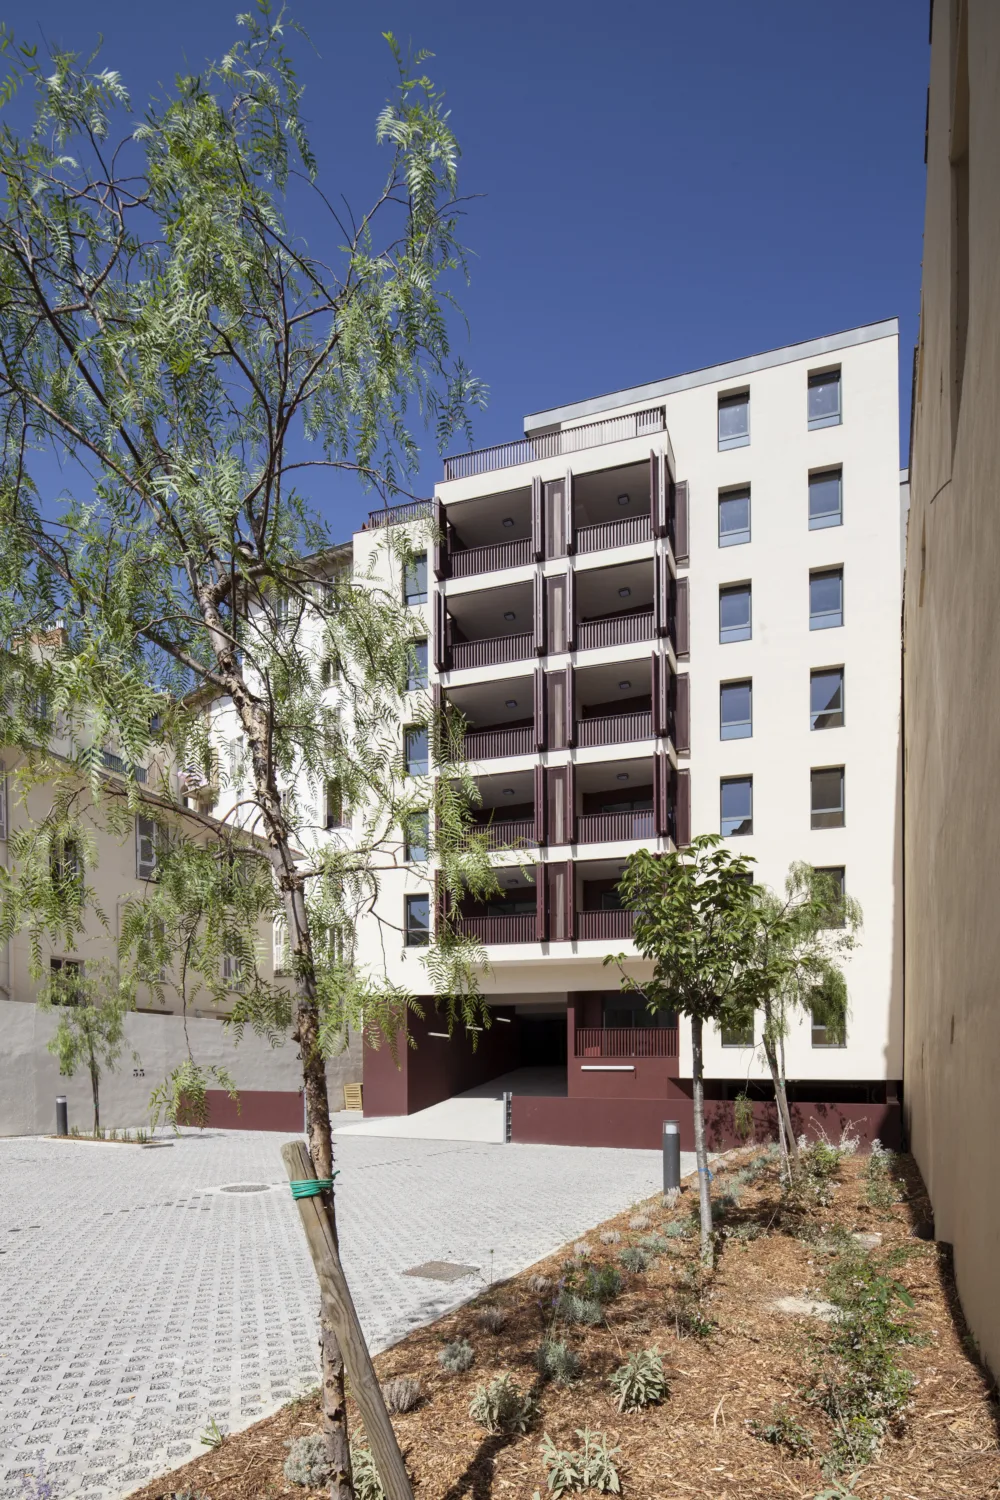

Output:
xmin=0 ymin=9 xmax=497 ymax=1134
xmin=38 ymin=958 xmax=134 ymax=1136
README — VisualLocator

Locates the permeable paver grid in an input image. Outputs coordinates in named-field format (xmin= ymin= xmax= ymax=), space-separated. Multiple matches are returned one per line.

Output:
xmin=0 ymin=1129 xmax=668 ymax=1500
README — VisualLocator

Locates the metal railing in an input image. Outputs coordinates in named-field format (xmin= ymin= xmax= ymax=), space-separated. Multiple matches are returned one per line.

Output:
xmin=101 ymin=750 xmax=148 ymax=784
xmin=461 ymin=725 xmax=534 ymax=760
xmin=576 ymin=514 xmax=653 ymax=554
xmin=450 ymin=536 xmax=532 ymax=578
xmin=576 ymin=810 xmax=655 ymax=844
xmin=576 ymin=909 xmax=635 ymax=941
xmin=575 ymin=710 xmax=653 ymax=748
xmin=443 ymin=406 xmax=667 ymax=482
xmin=367 ymin=499 xmax=433 ymax=528
xmin=575 ymin=1026 xmax=678 ymax=1058
xmin=451 ymin=632 xmax=534 ymax=671
xmin=467 ymin=818 xmax=536 ymax=850
xmin=455 ymin=913 xmax=537 ymax=944
xmin=576 ymin=610 xmax=655 ymax=651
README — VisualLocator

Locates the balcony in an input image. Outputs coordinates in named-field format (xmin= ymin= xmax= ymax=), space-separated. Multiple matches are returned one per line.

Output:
xmin=468 ymin=818 xmax=536 ymax=850
xmin=577 ymin=909 xmax=635 ymax=941
xmin=102 ymin=750 xmax=148 ymax=784
xmin=575 ymin=1026 xmax=677 ymax=1058
xmin=451 ymin=632 xmax=533 ymax=671
xmin=445 ymin=577 xmax=535 ymax=673
xmin=367 ymin=499 xmax=433 ymax=528
xmin=462 ymin=724 xmax=533 ymax=759
xmin=576 ymin=809 xmax=654 ymax=843
xmin=451 ymin=536 xmax=532 ymax=578
xmin=576 ymin=610 xmax=654 ymax=651
xmin=575 ymin=558 xmax=655 ymax=655
xmin=576 ymin=514 xmax=652 ymax=554
xmin=456 ymin=913 xmax=536 ymax=944
xmin=443 ymin=406 xmax=666 ymax=482
xmin=575 ymin=710 xmax=653 ymax=748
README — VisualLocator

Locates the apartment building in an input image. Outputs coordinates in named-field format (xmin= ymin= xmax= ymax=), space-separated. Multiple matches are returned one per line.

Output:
xmin=357 ymin=319 xmax=905 ymax=1150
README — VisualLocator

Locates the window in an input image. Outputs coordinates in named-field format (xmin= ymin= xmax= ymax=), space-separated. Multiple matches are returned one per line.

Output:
xmin=720 ymin=584 xmax=752 ymax=643
xmin=273 ymin=916 xmax=289 ymax=977
xmin=810 ymin=668 xmax=844 ymax=729
xmin=320 ymin=656 xmax=340 ymax=688
xmin=136 ymin=815 xmax=158 ymax=881
xmin=718 ymin=486 xmax=750 ymax=547
xmin=809 ymin=468 xmax=843 ymax=529
xmin=718 ymin=391 xmax=749 ymax=450
xmin=407 ymin=639 xmax=429 ymax=692
xmin=721 ymin=1018 xmax=754 ymax=1047
xmin=808 ymin=368 xmax=842 ymax=429
xmin=405 ymin=810 xmax=429 ymax=863
xmin=404 ymin=726 xmax=429 ymax=775
xmin=404 ymin=893 xmax=430 ymax=947
xmin=811 ymin=991 xmax=847 ymax=1047
xmin=325 ymin=779 xmax=345 ymax=830
xmin=810 ymin=568 xmax=843 ymax=630
xmin=49 ymin=957 xmax=84 ymax=1005
xmin=222 ymin=946 xmax=244 ymax=986
xmin=814 ymin=866 xmax=846 ymax=928
xmin=720 ymin=680 xmax=752 ymax=740
xmin=811 ymin=766 xmax=845 ymax=829
xmin=272 ymin=590 xmax=291 ymax=628
xmin=720 ymin=776 xmax=753 ymax=836
xmin=403 ymin=553 xmax=428 ymax=605
xmin=50 ymin=838 xmax=82 ymax=890
xmin=602 ymin=992 xmax=677 ymax=1029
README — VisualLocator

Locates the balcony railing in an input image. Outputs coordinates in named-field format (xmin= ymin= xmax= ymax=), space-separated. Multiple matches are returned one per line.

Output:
xmin=450 ymin=537 xmax=532 ymax=578
xmin=443 ymin=406 xmax=667 ymax=482
xmin=461 ymin=725 xmax=534 ymax=760
xmin=467 ymin=818 xmax=536 ymax=850
xmin=576 ymin=810 xmax=654 ymax=844
xmin=577 ymin=909 xmax=635 ymax=941
xmin=576 ymin=610 xmax=655 ymax=651
xmin=575 ymin=1026 xmax=678 ymax=1059
xmin=101 ymin=750 xmax=148 ymax=784
xmin=451 ymin=632 xmax=534 ymax=671
xmin=575 ymin=710 xmax=653 ymax=748
xmin=367 ymin=499 xmax=433 ymax=528
xmin=455 ymin=914 xmax=537 ymax=944
xmin=576 ymin=514 xmax=653 ymax=554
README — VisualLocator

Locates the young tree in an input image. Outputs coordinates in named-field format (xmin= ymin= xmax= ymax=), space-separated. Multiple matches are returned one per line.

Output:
xmin=40 ymin=958 xmax=133 ymax=1136
xmin=742 ymin=862 xmax=862 ymax=1177
xmin=612 ymin=836 xmax=758 ymax=1266
xmin=0 ymin=16 xmax=493 ymax=1496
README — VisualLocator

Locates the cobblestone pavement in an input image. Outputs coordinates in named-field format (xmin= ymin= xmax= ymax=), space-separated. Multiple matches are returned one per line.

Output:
xmin=0 ymin=1128 xmax=671 ymax=1500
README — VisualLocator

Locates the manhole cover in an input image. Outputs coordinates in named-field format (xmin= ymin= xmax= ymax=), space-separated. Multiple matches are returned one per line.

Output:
xmin=403 ymin=1260 xmax=479 ymax=1282
xmin=219 ymin=1183 xmax=271 ymax=1194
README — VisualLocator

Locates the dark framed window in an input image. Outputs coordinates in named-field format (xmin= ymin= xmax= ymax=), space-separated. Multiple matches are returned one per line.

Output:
xmin=49 ymin=957 xmax=84 ymax=1005
xmin=810 ymin=568 xmax=843 ymax=630
xmin=721 ymin=1018 xmax=754 ymax=1047
xmin=407 ymin=639 xmax=429 ymax=692
xmin=602 ymin=992 xmax=677 ymax=1029
xmin=405 ymin=810 xmax=429 ymax=863
xmin=720 ymin=679 xmax=752 ymax=740
xmin=811 ymin=766 xmax=845 ymax=829
xmin=403 ymin=553 xmax=428 ymax=605
xmin=404 ymin=894 xmax=430 ymax=947
xmin=718 ymin=391 xmax=750 ymax=450
xmin=719 ymin=487 xmax=750 ymax=547
xmin=720 ymin=584 xmax=752 ymax=643
xmin=721 ymin=776 xmax=753 ymax=837
xmin=814 ymin=866 xmax=846 ymax=928
xmin=808 ymin=368 xmax=842 ymax=429
xmin=320 ymin=656 xmax=340 ymax=688
xmin=811 ymin=991 xmax=847 ymax=1047
xmin=50 ymin=838 xmax=82 ymax=890
xmin=325 ymin=779 xmax=345 ymax=830
xmin=810 ymin=667 xmax=844 ymax=729
xmin=404 ymin=726 xmax=429 ymax=775
xmin=809 ymin=468 xmax=843 ymax=530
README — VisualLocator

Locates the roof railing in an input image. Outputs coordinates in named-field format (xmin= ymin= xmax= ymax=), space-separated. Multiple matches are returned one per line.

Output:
xmin=442 ymin=405 xmax=667 ymax=482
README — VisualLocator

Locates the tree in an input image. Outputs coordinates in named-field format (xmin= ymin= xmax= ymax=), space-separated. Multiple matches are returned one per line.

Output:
xmin=741 ymin=863 xmax=862 ymax=1178
xmin=39 ymin=958 xmax=132 ymax=1136
xmin=612 ymin=836 xmax=758 ymax=1266
xmin=0 ymin=15 xmax=493 ymax=1496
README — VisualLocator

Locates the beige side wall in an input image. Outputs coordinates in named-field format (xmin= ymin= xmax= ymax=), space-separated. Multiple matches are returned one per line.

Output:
xmin=904 ymin=0 xmax=1000 ymax=1378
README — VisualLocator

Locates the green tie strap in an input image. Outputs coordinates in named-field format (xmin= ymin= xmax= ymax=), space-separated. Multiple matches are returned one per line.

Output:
xmin=289 ymin=1174 xmax=338 ymax=1199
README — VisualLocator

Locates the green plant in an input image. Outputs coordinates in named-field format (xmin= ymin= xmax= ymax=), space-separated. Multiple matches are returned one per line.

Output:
xmin=671 ymin=1304 xmax=716 ymax=1339
xmin=535 ymin=1339 xmax=581 ymax=1386
xmin=617 ymin=1246 xmax=650 ymax=1274
xmin=199 ymin=1418 xmax=226 ymax=1450
xmin=39 ymin=961 xmax=134 ymax=1137
xmin=438 ymin=1338 xmax=474 ymax=1374
xmin=628 ymin=1213 xmax=651 ymax=1231
xmin=469 ymin=1373 xmax=536 ymax=1435
xmin=599 ymin=1230 xmax=621 ymax=1245
xmin=283 ymin=1434 xmax=330 ymax=1487
xmin=748 ymin=1404 xmax=813 ymax=1454
xmin=609 ymin=1346 xmax=669 ymax=1413
xmin=350 ymin=1439 xmax=386 ymax=1500
xmin=733 ymin=1090 xmax=755 ymax=1141
xmin=168 ymin=1493 xmax=212 ymax=1500
xmin=539 ymin=1429 xmax=622 ymax=1497
xmin=555 ymin=1291 xmax=604 ymax=1327
xmin=639 ymin=1232 xmax=668 ymax=1254
xmin=582 ymin=1264 xmax=622 ymax=1303
xmin=723 ymin=1220 xmax=764 ymax=1243
xmin=476 ymin=1305 xmax=508 ymax=1334
xmin=865 ymin=1141 xmax=898 ymax=1209
xmin=381 ymin=1376 xmax=421 ymax=1414
xmin=661 ymin=1220 xmax=689 ymax=1240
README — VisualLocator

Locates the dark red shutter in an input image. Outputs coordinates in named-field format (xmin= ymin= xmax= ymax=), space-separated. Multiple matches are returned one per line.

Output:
xmin=565 ymin=566 xmax=576 ymax=651
xmin=533 ymin=667 xmax=546 ymax=750
xmin=535 ymin=862 xmax=547 ymax=941
xmin=673 ymin=672 xmax=690 ymax=755
xmin=565 ymin=761 xmax=576 ymax=845
xmin=650 ymin=451 xmax=663 ymax=537
xmin=564 ymin=859 xmax=576 ymax=940
xmin=673 ymin=576 xmax=690 ymax=658
xmin=544 ymin=479 xmax=566 ymax=558
xmin=651 ymin=651 xmax=662 ymax=735
xmin=656 ymin=652 xmax=670 ymax=736
xmin=564 ymin=470 xmax=575 ymax=555
xmin=547 ymin=765 xmax=566 ymax=843
xmin=533 ymin=570 xmax=546 ymax=655
xmin=564 ymin=664 xmax=576 ymax=747
xmin=531 ymin=475 xmax=544 ymax=561
xmin=547 ymin=862 xmax=564 ymax=940
xmin=672 ymin=481 xmax=689 ymax=565
xmin=433 ymin=589 xmax=448 ymax=672
xmin=534 ymin=763 xmax=546 ymax=845
xmin=674 ymin=767 xmax=691 ymax=847
xmin=432 ymin=499 xmax=447 ymax=581
xmin=434 ymin=870 xmax=446 ymax=932
xmin=655 ymin=553 xmax=670 ymax=637
xmin=653 ymin=751 xmax=667 ymax=836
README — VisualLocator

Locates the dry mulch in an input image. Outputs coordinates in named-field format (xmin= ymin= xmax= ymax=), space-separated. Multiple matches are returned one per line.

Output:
xmin=129 ymin=1145 xmax=1000 ymax=1500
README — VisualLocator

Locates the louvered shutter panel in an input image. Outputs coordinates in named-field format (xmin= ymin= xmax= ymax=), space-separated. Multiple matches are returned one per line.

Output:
xmin=564 ymin=664 xmax=576 ymax=748
xmin=544 ymin=479 xmax=566 ymax=558
xmin=433 ymin=589 xmax=448 ymax=671
xmin=533 ymin=668 xmax=546 ymax=750
xmin=672 ymin=481 xmax=689 ymax=564
xmin=656 ymin=652 xmax=671 ymax=736
xmin=0 ymin=762 xmax=7 ymax=841
xmin=531 ymin=475 xmax=544 ymax=560
xmin=434 ymin=871 xmax=446 ymax=933
xmin=651 ymin=450 xmax=666 ymax=537
xmin=136 ymin=815 xmax=157 ymax=881
xmin=673 ymin=576 xmax=690 ymax=657
xmin=534 ymin=862 xmax=547 ymax=941
xmin=547 ymin=766 xmax=566 ymax=845
xmin=564 ymin=859 xmax=576 ymax=940
xmin=651 ymin=652 xmax=662 ymax=735
xmin=653 ymin=751 xmax=669 ymax=837
xmin=565 ymin=566 xmax=575 ymax=651
xmin=656 ymin=553 xmax=671 ymax=637
xmin=564 ymin=470 xmax=575 ymax=555
xmin=432 ymin=499 xmax=448 ymax=580
xmin=533 ymin=763 xmax=546 ymax=845
xmin=674 ymin=768 xmax=691 ymax=847
xmin=547 ymin=863 xmax=564 ymax=940
xmin=565 ymin=761 xmax=576 ymax=845
xmin=534 ymin=571 xmax=546 ymax=655
xmin=673 ymin=673 xmax=690 ymax=755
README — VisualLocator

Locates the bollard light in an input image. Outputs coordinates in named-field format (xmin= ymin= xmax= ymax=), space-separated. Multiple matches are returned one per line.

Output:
xmin=56 ymin=1095 xmax=68 ymax=1136
xmin=662 ymin=1119 xmax=680 ymax=1194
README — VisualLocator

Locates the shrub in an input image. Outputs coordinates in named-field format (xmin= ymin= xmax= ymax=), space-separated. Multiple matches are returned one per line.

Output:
xmin=555 ymin=1290 xmax=604 ymax=1326
xmin=865 ymin=1140 xmax=899 ymax=1210
xmin=528 ymin=1274 xmax=553 ymax=1294
xmin=617 ymin=1246 xmax=650 ymax=1274
xmin=748 ymin=1404 xmax=813 ymax=1454
xmin=283 ymin=1435 xmax=331 ymax=1487
xmin=573 ymin=1240 xmax=592 ymax=1257
xmin=469 ymin=1373 xmax=536 ymax=1435
xmin=168 ymin=1493 xmax=211 ymax=1500
xmin=628 ymin=1212 xmax=651 ymax=1231
xmin=661 ymin=1187 xmax=681 ymax=1210
xmin=582 ymin=1264 xmax=622 ymax=1303
xmin=639 ymin=1232 xmax=668 ymax=1254
xmin=535 ymin=1338 xmax=581 ymax=1386
xmin=609 ymin=1346 xmax=669 ymax=1412
xmin=476 ymin=1305 xmax=508 ymax=1334
xmin=662 ymin=1220 xmax=688 ymax=1240
xmin=670 ymin=1304 xmax=716 ymax=1339
xmin=723 ymin=1220 xmax=764 ymax=1243
xmin=539 ymin=1428 xmax=622 ymax=1497
xmin=599 ymin=1229 xmax=621 ymax=1245
xmin=381 ymin=1376 xmax=421 ymax=1414
xmin=351 ymin=1440 xmax=386 ymax=1500
xmin=438 ymin=1338 xmax=474 ymax=1374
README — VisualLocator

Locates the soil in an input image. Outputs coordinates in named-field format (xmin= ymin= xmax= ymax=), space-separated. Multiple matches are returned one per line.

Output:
xmin=128 ymin=1146 xmax=1000 ymax=1500
xmin=45 ymin=1134 xmax=149 ymax=1146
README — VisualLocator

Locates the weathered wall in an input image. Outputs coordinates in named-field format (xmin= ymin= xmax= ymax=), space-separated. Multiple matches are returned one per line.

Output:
xmin=0 ymin=1001 xmax=361 ymax=1135
xmin=904 ymin=0 xmax=1000 ymax=1380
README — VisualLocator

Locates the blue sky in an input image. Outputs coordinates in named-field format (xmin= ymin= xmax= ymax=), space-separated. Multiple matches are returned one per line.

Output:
xmin=23 ymin=0 xmax=929 ymax=537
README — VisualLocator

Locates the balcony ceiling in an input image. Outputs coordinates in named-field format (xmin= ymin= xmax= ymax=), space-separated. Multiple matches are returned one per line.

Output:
xmin=447 ymin=678 xmax=530 ymax=727
xmin=576 ymin=558 xmax=654 ymax=617
xmin=448 ymin=578 xmax=534 ymax=637
xmin=575 ymin=657 xmax=652 ymax=705
xmin=449 ymin=486 xmax=531 ymax=547
xmin=574 ymin=461 xmax=650 ymax=527
xmin=474 ymin=768 xmax=535 ymax=807
xmin=575 ymin=756 xmax=654 ymax=792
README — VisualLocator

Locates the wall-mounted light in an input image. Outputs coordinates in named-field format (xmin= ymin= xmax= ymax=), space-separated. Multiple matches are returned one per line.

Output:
xmin=619 ymin=587 xmax=631 ymax=598
xmin=618 ymin=681 xmax=631 ymax=691
xmin=502 ymin=788 xmax=515 ymax=796
xmin=502 ymin=517 xmax=515 ymax=528
xmin=505 ymin=699 xmax=518 ymax=708
xmin=504 ymin=611 xmax=516 ymax=620
xmin=617 ymin=494 xmax=630 ymax=506
xmin=617 ymin=773 xmax=630 ymax=781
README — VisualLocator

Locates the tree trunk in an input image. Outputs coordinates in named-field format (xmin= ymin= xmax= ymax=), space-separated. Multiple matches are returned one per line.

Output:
xmin=762 ymin=1027 xmax=798 ymax=1177
xmin=88 ymin=1043 xmax=100 ymax=1138
xmin=690 ymin=1016 xmax=713 ymax=1267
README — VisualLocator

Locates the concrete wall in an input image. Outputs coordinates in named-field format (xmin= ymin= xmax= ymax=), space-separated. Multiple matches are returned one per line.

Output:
xmin=0 ymin=1001 xmax=362 ymax=1135
xmin=903 ymin=0 xmax=1000 ymax=1380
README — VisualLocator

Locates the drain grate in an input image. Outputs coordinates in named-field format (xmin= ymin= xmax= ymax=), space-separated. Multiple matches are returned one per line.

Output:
xmin=219 ymin=1183 xmax=271 ymax=1194
xmin=402 ymin=1260 xmax=479 ymax=1282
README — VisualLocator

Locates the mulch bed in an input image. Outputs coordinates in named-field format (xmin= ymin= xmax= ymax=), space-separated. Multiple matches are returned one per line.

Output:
xmin=129 ymin=1145 xmax=1000 ymax=1499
